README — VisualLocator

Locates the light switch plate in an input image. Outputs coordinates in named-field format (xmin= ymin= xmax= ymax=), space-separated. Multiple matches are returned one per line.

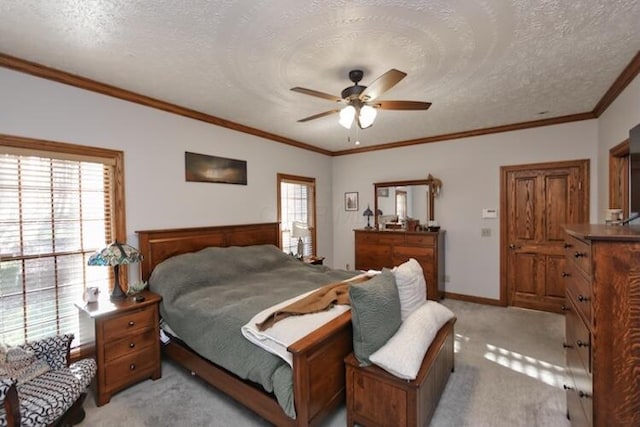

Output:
xmin=482 ymin=208 xmax=498 ymax=218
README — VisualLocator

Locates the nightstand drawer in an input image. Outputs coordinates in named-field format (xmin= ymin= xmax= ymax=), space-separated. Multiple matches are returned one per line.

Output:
xmin=104 ymin=346 xmax=157 ymax=389
xmin=104 ymin=327 xmax=156 ymax=362
xmin=103 ymin=307 xmax=155 ymax=342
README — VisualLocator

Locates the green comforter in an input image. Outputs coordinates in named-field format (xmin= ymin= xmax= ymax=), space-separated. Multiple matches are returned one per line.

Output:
xmin=148 ymin=244 xmax=358 ymax=418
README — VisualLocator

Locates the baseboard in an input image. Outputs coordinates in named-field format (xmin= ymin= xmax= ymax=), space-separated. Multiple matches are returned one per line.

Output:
xmin=444 ymin=292 xmax=504 ymax=306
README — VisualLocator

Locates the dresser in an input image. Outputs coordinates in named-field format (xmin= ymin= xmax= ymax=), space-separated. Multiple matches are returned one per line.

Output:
xmin=563 ymin=224 xmax=640 ymax=427
xmin=354 ymin=229 xmax=445 ymax=300
xmin=76 ymin=290 xmax=162 ymax=406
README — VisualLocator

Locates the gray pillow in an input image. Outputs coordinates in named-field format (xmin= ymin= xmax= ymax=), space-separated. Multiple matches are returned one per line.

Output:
xmin=349 ymin=268 xmax=402 ymax=366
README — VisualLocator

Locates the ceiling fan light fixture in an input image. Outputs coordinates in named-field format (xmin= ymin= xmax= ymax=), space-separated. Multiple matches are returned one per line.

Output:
xmin=339 ymin=105 xmax=356 ymax=129
xmin=359 ymin=105 xmax=377 ymax=128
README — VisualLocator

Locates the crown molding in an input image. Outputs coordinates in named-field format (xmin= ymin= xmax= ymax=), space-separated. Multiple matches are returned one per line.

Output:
xmin=1 ymin=50 xmax=638 ymax=157
xmin=592 ymin=50 xmax=640 ymax=117
xmin=331 ymin=112 xmax=596 ymax=156
xmin=0 ymin=53 xmax=331 ymax=156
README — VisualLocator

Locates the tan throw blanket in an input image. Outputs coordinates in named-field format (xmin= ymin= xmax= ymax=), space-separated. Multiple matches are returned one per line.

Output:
xmin=256 ymin=274 xmax=372 ymax=331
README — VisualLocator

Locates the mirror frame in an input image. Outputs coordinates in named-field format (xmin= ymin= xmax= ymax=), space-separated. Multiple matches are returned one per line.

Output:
xmin=373 ymin=174 xmax=441 ymax=229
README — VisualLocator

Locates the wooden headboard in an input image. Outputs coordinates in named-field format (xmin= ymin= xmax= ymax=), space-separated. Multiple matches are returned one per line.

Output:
xmin=136 ymin=222 xmax=279 ymax=282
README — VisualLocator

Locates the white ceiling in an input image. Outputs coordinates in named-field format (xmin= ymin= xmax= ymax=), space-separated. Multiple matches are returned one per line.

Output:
xmin=1 ymin=1 xmax=639 ymax=153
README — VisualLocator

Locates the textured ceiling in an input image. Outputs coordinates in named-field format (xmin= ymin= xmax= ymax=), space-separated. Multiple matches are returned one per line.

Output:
xmin=1 ymin=0 xmax=639 ymax=153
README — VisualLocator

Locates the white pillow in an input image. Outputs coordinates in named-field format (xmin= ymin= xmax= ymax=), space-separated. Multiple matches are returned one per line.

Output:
xmin=369 ymin=301 xmax=455 ymax=380
xmin=392 ymin=258 xmax=427 ymax=320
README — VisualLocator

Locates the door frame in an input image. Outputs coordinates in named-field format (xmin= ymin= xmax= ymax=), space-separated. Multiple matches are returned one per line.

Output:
xmin=499 ymin=159 xmax=590 ymax=306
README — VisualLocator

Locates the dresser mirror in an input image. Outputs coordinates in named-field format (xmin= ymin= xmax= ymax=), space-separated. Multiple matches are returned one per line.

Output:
xmin=374 ymin=174 xmax=441 ymax=230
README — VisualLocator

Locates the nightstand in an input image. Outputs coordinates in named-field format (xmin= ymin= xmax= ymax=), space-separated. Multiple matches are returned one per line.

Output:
xmin=75 ymin=290 xmax=162 ymax=406
xmin=303 ymin=256 xmax=325 ymax=265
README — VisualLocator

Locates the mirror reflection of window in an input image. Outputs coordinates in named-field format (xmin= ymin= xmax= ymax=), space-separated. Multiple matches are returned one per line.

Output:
xmin=396 ymin=190 xmax=407 ymax=219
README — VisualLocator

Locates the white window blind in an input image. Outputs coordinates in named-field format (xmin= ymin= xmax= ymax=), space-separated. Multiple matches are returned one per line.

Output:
xmin=0 ymin=150 xmax=113 ymax=345
xmin=278 ymin=175 xmax=315 ymax=257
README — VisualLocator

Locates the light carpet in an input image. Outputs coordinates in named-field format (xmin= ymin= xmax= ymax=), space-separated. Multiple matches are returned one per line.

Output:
xmin=80 ymin=299 xmax=570 ymax=426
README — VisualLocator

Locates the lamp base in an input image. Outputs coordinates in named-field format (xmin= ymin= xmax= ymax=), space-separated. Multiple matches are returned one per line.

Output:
xmin=296 ymin=237 xmax=304 ymax=260
xmin=110 ymin=265 xmax=127 ymax=300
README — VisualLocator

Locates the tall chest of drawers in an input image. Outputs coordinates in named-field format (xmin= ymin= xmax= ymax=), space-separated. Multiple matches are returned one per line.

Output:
xmin=563 ymin=225 xmax=640 ymax=427
xmin=354 ymin=229 xmax=445 ymax=300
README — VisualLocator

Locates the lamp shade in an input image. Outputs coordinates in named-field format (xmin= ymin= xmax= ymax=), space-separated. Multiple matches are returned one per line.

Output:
xmin=88 ymin=241 xmax=143 ymax=266
xmin=362 ymin=206 xmax=374 ymax=217
xmin=339 ymin=105 xmax=356 ymax=129
xmin=358 ymin=105 xmax=377 ymax=128
xmin=291 ymin=221 xmax=311 ymax=238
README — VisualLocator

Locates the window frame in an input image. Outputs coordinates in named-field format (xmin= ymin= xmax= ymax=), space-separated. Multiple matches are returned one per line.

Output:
xmin=277 ymin=173 xmax=317 ymax=257
xmin=0 ymin=133 xmax=126 ymax=348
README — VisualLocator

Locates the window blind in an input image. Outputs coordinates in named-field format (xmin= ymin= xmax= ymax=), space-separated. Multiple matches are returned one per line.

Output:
xmin=0 ymin=150 xmax=113 ymax=345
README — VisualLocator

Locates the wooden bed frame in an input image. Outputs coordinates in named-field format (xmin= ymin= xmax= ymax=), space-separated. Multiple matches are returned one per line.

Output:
xmin=136 ymin=222 xmax=353 ymax=426
xmin=137 ymin=222 xmax=456 ymax=426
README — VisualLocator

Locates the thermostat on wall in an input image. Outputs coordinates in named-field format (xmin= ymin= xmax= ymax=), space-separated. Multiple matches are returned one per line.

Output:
xmin=482 ymin=208 xmax=498 ymax=218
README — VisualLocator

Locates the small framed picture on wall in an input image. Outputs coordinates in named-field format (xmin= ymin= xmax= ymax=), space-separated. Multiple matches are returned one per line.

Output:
xmin=345 ymin=192 xmax=359 ymax=211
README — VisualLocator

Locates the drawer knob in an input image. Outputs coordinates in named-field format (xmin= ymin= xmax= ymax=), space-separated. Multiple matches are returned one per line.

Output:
xmin=564 ymin=243 xmax=573 ymax=249
xmin=563 ymin=384 xmax=574 ymax=391
xmin=130 ymin=364 xmax=136 ymax=371
xmin=561 ymin=272 xmax=570 ymax=278
xmin=577 ymin=294 xmax=590 ymax=302
xmin=576 ymin=340 xmax=590 ymax=348
xmin=574 ymin=251 xmax=586 ymax=258
xmin=129 ymin=342 xmax=135 ymax=348
xmin=561 ymin=305 xmax=569 ymax=311
xmin=562 ymin=343 xmax=573 ymax=349
xmin=128 ymin=321 xmax=135 ymax=327
xmin=578 ymin=391 xmax=591 ymax=399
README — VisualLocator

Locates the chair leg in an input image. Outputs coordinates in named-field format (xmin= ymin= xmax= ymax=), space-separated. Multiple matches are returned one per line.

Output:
xmin=4 ymin=383 xmax=21 ymax=427
xmin=54 ymin=392 xmax=87 ymax=427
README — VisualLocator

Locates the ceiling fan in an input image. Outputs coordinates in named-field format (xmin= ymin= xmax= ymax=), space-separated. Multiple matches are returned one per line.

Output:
xmin=291 ymin=69 xmax=431 ymax=129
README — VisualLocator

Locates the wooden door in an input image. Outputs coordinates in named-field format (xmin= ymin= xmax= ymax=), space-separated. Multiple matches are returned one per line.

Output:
xmin=501 ymin=160 xmax=589 ymax=313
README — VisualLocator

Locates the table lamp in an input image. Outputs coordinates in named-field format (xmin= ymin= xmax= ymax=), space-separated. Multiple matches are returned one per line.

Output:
xmin=88 ymin=241 xmax=144 ymax=300
xmin=291 ymin=222 xmax=310 ymax=259
xmin=363 ymin=205 xmax=374 ymax=229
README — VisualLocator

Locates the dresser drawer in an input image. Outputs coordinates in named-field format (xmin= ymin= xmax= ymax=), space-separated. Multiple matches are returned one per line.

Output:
xmin=103 ymin=307 xmax=155 ymax=342
xmin=104 ymin=327 xmax=156 ymax=363
xmin=104 ymin=346 xmax=157 ymax=390
xmin=393 ymin=245 xmax=434 ymax=260
xmin=404 ymin=234 xmax=435 ymax=246
xmin=357 ymin=232 xmax=403 ymax=245
xmin=565 ymin=264 xmax=592 ymax=326
xmin=566 ymin=299 xmax=591 ymax=374
xmin=565 ymin=235 xmax=591 ymax=278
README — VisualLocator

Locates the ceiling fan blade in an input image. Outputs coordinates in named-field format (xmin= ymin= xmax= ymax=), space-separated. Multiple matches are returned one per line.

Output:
xmin=297 ymin=109 xmax=341 ymax=122
xmin=360 ymin=69 xmax=407 ymax=101
xmin=291 ymin=87 xmax=342 ymax=102
xmin=375 ymin=100 xmax=432 ymax=110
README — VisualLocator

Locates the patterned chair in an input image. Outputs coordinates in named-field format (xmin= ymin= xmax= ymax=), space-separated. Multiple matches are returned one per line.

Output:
xmin=0 ymin=334 xmax=97 ymax=427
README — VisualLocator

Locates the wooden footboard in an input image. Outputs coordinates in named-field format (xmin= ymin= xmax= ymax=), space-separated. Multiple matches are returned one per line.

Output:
xmin=289 ymin=311 xmax=353 ymax=426
xmin=162 ymin=310 xmax=353 ymax=427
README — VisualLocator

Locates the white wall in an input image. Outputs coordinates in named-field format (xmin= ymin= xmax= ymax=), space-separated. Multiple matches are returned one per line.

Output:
xmin=597 ymin=74 xmax=640 ymax=219
xmin=333 ymin=121 xmax=599 ymax=300
xmin=3 ymin=65 xmax=638 ymax=302
xmin=0 ymin=69 xmax=335 ymax=276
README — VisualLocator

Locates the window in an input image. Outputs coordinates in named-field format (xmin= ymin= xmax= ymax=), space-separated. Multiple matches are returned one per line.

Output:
xmin=277 ymin=173 xmax=316 ymax=257
xmin=0 ymin=135 xmax=124 ymax=345
xmin=396 ymin=190 xmax=407 ymax=220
